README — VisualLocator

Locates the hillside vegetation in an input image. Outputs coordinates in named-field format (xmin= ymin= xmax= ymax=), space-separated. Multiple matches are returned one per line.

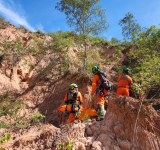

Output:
xmin=0 ymin=16 xmax=160 ymax=150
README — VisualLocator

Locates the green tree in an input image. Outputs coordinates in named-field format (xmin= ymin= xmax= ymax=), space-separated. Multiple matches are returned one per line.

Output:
xmin=55 ymin=0 xmax=109 ymax=70
xmin=119 ymin=12 xmax=141 ymax=41
xmin=110 ymin=37 xmax=121 ymax=45
xmin=126 ymin=25 xmax=160 ymax=148
xmin=0 ymin=16 xmax=5 ymax=24
xmin=118 ymin=13 xmax=160 ymax=148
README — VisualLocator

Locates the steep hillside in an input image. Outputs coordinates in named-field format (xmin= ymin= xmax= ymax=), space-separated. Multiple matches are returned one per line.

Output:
xmin=0 ymin=22 xmax=159 ymax=150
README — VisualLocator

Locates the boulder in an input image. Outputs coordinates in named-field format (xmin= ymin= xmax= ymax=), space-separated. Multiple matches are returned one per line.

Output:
xmin=119 ymin=140 xmax=131 ymax=150
xmin=97 ymin=134 xmax=112 ymax=147
xmin=110 ymin=145 xmax=121 ymax=150
xmin=91 ymin=141 xmax=102 ymax=150
xmin=86 ymin=127 xmax=93 ymax=136
xmin=73 ymin=142 xmax=86 ymax=150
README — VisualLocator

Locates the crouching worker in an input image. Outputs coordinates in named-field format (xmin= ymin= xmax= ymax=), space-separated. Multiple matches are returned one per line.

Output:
xmin=64 ymin=83 xmax=83 ymax=124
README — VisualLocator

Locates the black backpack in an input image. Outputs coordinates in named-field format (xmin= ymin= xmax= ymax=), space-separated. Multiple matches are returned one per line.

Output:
xmin=97 ymin=71 xmax=112 ymax=90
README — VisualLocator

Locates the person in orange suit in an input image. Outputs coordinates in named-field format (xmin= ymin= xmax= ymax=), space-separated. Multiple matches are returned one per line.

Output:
xmin=91 ymin=66 xmax=108 ymax=121
xmin=72 ymin=33 xmax=74 ymax=40
xmin=116 ymin=68 xmax=134 ymax=96
xmin=64 ymin=83 xmax=83 ymax=124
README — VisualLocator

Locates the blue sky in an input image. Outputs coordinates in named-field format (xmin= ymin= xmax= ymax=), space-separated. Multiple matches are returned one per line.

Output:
xmin=0 ymin=0 xmax=160 ymax=41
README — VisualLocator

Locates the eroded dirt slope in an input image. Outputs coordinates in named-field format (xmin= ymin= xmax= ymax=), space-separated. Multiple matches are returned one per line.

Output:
xmin=1 ymin=96 xmax=159 ymax=150
xmin=0 ymin=23 xmax=160 ymax=150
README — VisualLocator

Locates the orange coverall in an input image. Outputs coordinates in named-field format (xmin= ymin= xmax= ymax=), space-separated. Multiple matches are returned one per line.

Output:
xmin=72 ymin=33 xmax=74 ymax=40
xmin=91 ymin=74 xmax=108 ymax=108
xmin=116 ymin=73 xmax=134 ymax=96
xmin=64 ymin=90 xmax=83 ymax=124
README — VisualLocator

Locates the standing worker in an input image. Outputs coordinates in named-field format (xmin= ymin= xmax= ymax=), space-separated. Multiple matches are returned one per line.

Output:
xmin=91 ymin=66 xmax=108 ymax=121
xmin=116 ymin=68 xmax=134 ymax=96
xmin=64 ymin=83 xmax=83 ymax=124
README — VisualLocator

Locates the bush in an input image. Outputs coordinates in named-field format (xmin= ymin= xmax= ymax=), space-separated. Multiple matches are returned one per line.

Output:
xmin=15 ymin=119 xmax=28 ymax=129
xmin=31 ymin=111 xmax=45 ymax=125
xmin=85 ymin=48 xmax=106 ymax=74
xmin=0 ymin=16 xmax=5 ymax=24
xmin=0 ymin=96 xmax=27 ymax=118
xmin=0 ymin=133 xmax=11 ymax=150
xmin=56 ymin=141 xmax=74 ymax=150
xmin=0 ymin=121 xmax=10 ymax=129
xmin=88 ymin=36 xmax=109 ymax=46
xmin=36 ymin=29 xmax=44 ymax=35
xmin=109 ymin=37 xmax=121 ymax=46
xmin=0 ymin=133 xmax=11 ymax=144
xmin=0 ymin=16 xmax=10 ymax=24
xmin=0 ymin=94 xmax=29 ymax=129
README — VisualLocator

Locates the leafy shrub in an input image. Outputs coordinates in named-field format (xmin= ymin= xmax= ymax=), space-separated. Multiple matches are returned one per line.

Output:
xmin=127 ymin=26 xmax=160 ymax=98
xmin=88 ymin=36 xmax=109 ymax=46
xmin=0 ymin=40 xmax=24 ymax=68
xmin=0 ymin=96 xmax=27 ymax=118
xmin=36 ymin=29 xmax=44 ymax=35
xmin=0 ymin=121 xmax=10 ymax=129
xmin=62 ymin=30 xmax=74 ymax=39
xmin=66 ymin=141 xmax=74 ymax=150
xmin=112 ymin=59 xmax=125 ymax=74
xmin=31 ymin=111 xmax=45 ymax=125
xmin=56 ymin=141 xmax=74 ymax=150
xmin=0 ymin=133 xmax=11 ymax=143
xmin=0 ymin=133 xmax=11 ymax=150
xmin=0 ymin=15 xmax=10 ymax=25
xmin=0 ymin=133 xmax=11 ymax=144
xmin=56 ymin=142 xmax=65 ymax=149
xmin=85 ymin=48 xmax=106 ymax=74
xmin=74 ymin=34 xmax=84 ymax=45
xmin=115 ymin=49 xmax=122 ymax=57
xmin=0 ymin=16 xmax=5 ymax=24
xmin=15 ymin=119 xmax=28 ymax=129
xmin=48 ymin=30 xmax=73 ymax=53
xmin=19 ymin=25 xmax=25 ymax=29
xmin=109 ymin=37 xmax=121 ymax=46
xmin=0 ymin=94 xmax=29 ymax=129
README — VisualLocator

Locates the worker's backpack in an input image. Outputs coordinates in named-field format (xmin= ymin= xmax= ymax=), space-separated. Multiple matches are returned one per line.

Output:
xmin=65 ymin=91 xmax=80 ymax=114
xmin=97 ymin=71 xmax=112 ymax=90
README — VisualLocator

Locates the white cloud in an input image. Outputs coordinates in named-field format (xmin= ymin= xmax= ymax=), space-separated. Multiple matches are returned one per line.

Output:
xmin=0 ymin=0 xmax=35 ymax=32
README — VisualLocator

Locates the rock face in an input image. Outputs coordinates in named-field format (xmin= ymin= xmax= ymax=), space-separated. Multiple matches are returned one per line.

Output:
xmin=105 ymin=96 xmax=160 ymax=150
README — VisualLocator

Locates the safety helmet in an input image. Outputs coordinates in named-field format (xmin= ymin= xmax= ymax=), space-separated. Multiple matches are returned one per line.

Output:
xmin=123 ymin=68 xmax=131 ymax=74
xmin=68 ymin=83 xmax=78 ymax=90
xmin=92 ymin=66 xmax=100 ymax=74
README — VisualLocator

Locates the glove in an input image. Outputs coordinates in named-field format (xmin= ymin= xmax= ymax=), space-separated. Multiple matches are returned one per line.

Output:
xmin=63 ymin=110 xmax=67 ymax=116
xmin=91 ymin=94 xmax=94 ymax=101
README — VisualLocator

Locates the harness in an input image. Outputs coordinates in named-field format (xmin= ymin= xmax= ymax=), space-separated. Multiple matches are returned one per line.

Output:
xmin=118 ymin=74 xmax=130 ymax=88
xmin=96 ymin=72 xmax=109 ymax=98
xmin=65 ymin=91 xmax=80 ymax=113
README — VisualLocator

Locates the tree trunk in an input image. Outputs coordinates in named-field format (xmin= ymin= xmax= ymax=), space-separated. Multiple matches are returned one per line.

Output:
xmin=83 ymin=36 xmax=87 ymax=71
